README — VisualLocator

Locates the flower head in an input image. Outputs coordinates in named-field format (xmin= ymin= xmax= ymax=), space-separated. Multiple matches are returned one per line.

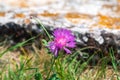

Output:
xmin=49 ymin=28 xmax=76 ymax=56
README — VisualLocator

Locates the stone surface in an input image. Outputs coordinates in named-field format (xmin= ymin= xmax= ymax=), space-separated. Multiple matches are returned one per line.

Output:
xmin=0 ymin=0 xmax=120 ymax=60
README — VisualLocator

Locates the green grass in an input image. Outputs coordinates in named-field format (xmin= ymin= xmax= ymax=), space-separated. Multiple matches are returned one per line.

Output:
xmin=0 ymin=41 xmax=120 ymax=80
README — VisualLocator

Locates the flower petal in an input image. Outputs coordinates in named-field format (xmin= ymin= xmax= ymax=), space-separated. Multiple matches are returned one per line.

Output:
xmin=54 ymin=49 xmax=58 ymax=57
xmin=64 ymin=47 xmax=71 ymax=54
xmin=49 ymin=41 xmax=56 ymax=53
xmin=49 ymin=28 xmax=76 ymax=56
xmin=66 ymin=41 xmax=76 ymax=48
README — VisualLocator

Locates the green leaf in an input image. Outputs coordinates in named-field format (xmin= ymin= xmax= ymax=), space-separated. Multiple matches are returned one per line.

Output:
xmin=48 ymin=74 xmax=60 ymax=80
xmin=42 ymin=39 xmax=48 ymax=46
xmin=35 ymin=72 xmax=43 ymax=80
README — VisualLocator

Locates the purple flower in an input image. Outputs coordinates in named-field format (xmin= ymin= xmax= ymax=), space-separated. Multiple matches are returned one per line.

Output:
xmin=49 ymin=28 xmax=76 ymax=56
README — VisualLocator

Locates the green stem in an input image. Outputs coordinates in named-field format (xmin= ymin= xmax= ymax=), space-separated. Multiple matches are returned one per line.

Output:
xmin=46 ymin=56 xmax=55 ymax=79
xmin=34 ymin=18 xmax=52 ymax=41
